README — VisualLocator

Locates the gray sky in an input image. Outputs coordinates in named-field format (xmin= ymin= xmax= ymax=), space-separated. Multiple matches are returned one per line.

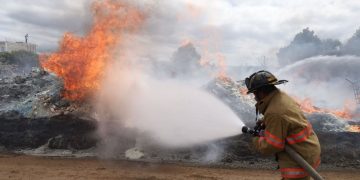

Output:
xmin=1 ymin=0 xmax=359 ymax=65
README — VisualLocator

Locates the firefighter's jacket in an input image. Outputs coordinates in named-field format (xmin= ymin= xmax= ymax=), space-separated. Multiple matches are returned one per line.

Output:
xmin=253 ymin=89 xmax=321 ymax=179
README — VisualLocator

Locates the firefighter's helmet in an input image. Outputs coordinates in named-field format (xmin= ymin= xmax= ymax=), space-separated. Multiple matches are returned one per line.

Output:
xmin=245 ymin=70 xmax=288 ymax=94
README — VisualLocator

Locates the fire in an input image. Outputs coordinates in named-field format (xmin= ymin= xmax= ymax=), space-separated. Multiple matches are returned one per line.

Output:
xmin=296 ymin=98 xmax=321 ymax=114
xmin=239 ymin=87 xmax=248 ymax=95
xmin=41 ymin=0 xmax=144 ymax=101
xmin=348 ymin=125 xmax=360 ymax=133
xmin=295 ymin=97 xmax=353 ymax=119
xmin=215 ymin=53 xmax=228 ymax=80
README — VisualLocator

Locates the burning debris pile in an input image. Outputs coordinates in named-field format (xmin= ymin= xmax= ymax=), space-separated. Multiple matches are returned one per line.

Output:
xmin=2 ymin=66 xmax=358 ymax=168
xmin=0 ymin=68 xmax=96 ymax=150
xmin=204 ymin=77 xmax=256 ymax=127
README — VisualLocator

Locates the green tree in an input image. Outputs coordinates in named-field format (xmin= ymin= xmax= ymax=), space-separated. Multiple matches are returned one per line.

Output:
xmin=341 ymin=28 xmax=360 ymax=56
xmin=277 ymin=28 xmax=342 ymax=66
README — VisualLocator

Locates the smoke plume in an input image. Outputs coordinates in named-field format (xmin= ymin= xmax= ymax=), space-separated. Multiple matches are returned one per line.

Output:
xmin=277 ymin=27 xmax=360 ymax=66
xmin=275 ymin=27 xmax=360 ymax=118
xmin=277 ymin=56 xmax=360 ymax=110
xmin=86 ymin=0 xmax=245 ymax=157
xmin=96 ymin=63 xmax=244 ymax=148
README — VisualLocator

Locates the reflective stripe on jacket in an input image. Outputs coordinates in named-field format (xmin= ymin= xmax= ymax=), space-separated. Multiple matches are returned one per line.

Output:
xmin=252 ymin=89 xmax=321 ymax=179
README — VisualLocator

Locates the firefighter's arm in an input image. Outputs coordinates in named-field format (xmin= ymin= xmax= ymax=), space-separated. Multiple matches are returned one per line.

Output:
xmin=252 ymin=113 xmax=287 ymax=155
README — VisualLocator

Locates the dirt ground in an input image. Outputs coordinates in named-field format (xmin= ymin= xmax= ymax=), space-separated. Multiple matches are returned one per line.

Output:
xmin=0 ymin=154 xmax=358 ymax=180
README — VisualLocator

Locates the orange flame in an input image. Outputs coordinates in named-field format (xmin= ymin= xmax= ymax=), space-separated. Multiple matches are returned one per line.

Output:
xmin=239 ymin=87 xmax=248 ymax=95
xmin=215 ymin=53 xmax=228 ymax=80
xmin=40 ymin=0 xmax=144 ymax=101
xmin=348 ymin=125 xmax=360 ymax=132
xmin=295 ymin=97 xmax=353 ymax=119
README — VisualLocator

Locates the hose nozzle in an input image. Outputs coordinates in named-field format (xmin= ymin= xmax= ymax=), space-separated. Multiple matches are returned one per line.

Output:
xmin=242 ymin=126 xmax=260 ymax=136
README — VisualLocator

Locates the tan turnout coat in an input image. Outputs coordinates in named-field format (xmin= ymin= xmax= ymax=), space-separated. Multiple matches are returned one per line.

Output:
xmin=253 ymin=89 xmax=321 ymax=179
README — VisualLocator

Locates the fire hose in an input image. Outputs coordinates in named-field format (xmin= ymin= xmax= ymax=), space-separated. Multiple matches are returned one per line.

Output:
xmin=242 ymin=126 xmax=324 ymax=180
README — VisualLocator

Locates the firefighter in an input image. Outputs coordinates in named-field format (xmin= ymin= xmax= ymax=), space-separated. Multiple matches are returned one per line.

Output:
xmin=245 ymin=70 xmax=321 ymax=180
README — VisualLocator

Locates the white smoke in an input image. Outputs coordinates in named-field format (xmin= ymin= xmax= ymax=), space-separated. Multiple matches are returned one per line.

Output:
xmin=277 ymin=56 xmax=359 ymax=110
xmin=96 ymin=63 xmax=243 ymax=149
xmin=86 ymin=0 xmax=249 ymax=161
xmin=130 ymin=77 xmax=243 ymax=147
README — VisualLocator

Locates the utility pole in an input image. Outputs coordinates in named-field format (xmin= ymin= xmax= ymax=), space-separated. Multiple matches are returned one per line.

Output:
xmin=346 ymin=78 xmax=360 ymax=104
xmin=25 ymin=34 xmax=29 ymax=43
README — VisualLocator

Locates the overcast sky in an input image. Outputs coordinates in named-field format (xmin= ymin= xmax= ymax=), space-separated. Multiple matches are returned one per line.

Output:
xmin=1 ymin=0 xmax=360 ymax=66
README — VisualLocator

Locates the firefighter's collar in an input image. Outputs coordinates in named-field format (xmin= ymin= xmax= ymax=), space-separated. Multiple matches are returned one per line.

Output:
xmin=256 ymin=89 xmax=279 ymax=114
